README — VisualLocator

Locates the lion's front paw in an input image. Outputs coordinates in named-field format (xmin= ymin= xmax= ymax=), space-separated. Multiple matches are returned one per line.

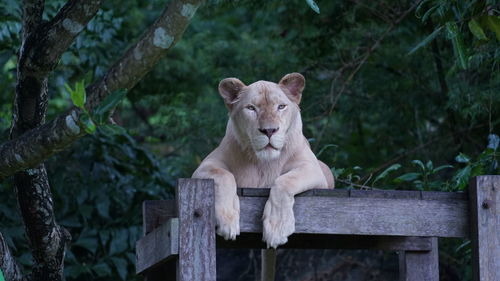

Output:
xmin=215 ymin=194 xmax=240 ymax=240
xmin=262 ymin=192 xmax=295 ymax=248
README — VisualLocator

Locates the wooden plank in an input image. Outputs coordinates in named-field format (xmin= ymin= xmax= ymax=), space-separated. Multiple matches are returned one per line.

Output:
xmin=176 ymin=178 xmax=216 ymax=281
xmin=469 ymin=176 xmax=500 ymax=281
xmin=239 ymin=187 xmax=466 ymax=200
xmin=350 ymin=189 xmax=421 ymax=199
xmin=399 ymin=237 xmax=439 ymax=281
xmin=217 ymin=233 xmax=432 ymax=251
xmin=143 ymin=200 xmax=176 ymax=235
xmin=136 ymin=218 xmax=179 ymax=274
xmin=239 ymin=195 xmax=469 ymax=237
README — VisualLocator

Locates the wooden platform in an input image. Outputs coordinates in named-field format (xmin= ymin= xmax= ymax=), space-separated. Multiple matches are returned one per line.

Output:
xmin=136 ymin=176 xmax=499 ymax=281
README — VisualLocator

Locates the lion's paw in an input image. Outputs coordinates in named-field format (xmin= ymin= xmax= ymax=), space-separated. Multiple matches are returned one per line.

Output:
xmin=262 ymin=193 xmax=295 ymax=248
xmin=215 ymin=194 xmax=240 ymax=240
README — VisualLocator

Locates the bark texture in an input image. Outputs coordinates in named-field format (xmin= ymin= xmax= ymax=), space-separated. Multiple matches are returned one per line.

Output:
xmin=0 ymin=0 xmax=202 ymax=279
xmin=0 ymin=233 xmax=26 ymax=281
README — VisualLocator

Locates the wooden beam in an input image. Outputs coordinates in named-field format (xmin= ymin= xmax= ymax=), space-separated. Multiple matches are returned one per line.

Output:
xmin=136 ymin=218 xmax=179 ymax=275
xmin=176 ymin=179 xmax=216 ymax=281
xmin=399 ymin=237 xmax=439 ymax=281
xmin=145 ymin=187 xmax=469 ymax=239
xmin=469 ymin=176 xmax=500 ymax=281
xmin=240 ymin=194 xmax=469 ymax=238
xmin=217 ymin=233 xmax=433 ymax=251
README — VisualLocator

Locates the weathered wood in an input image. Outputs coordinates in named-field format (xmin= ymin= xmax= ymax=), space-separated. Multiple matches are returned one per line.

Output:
xmin=399 ymin=237 xmax=439 ymax=281
xmin=145 ymin=188 xmax=469 ymax=238
xmin=217 ymin=233 xmax=433 ymax=251
xmin=143 ymin=200 xmax=176 ymax=235
xmin=136 ymin=218 xmax=179 ymax=275
xmin=238 ymin=187 xmax=466 ymax=200
xmin=176 ymin=178 xmax=216 ymax=281
xmin=239 ymin=195 xmax=469 ymax=237
xmin=469 ymin=176 xmax=500 ymax=281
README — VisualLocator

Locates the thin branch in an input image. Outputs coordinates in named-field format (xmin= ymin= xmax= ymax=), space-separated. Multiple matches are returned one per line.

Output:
xmin=0 ymin=0 xmax=203 ymax=179
xmin=0 ymin=232 xmax=27 ymax=281
xmin=86 ymin=0 xmax=202 ymax=109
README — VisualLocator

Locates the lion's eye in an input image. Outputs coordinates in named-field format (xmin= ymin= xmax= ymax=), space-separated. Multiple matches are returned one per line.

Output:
xmin=246 ymin=105 xmax=256 ymax=111
xmin=278 ymin=104 xmax=287 ymax=110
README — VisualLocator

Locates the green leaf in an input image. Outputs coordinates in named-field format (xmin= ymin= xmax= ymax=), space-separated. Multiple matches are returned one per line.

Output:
xmin=93 ymin=89 xmax=127 ymax=124
xmin=433 ymin=164 xmax=453 ymax=173
xmin=373 ymin=164 xmax=401 ymax=184
xmin=99 ymin=124 xmax=127 ymax=135
xmin=411 ymin=160 xmax=425 ymax=171
xmin=484 ymin=15 xmax=500 ymax=41
xmin=394 ymin=172 xmax=420 ymax=183
xmin=446 ymin=22 xmax=467 ymax=69
xmin=80 ymin=112 xmax=96 ymax=134
xmin=0 ymin=268 xmax=5 ymax=281
xmin=408 ymin=26 xmax=443 ymax=55
xmin=109 ymin=229 xmax=128 ymax=255
xmin=111 ymin=257 xmax=128 ymax=280
xmin=74 ymin=237 xmax=98 ymax=253
xmin=305 ymin=0 xmax=320 ymax=14
xmin=92 ymin=262 xmax=112 ymax=277
xmin=468 ymin=19 xmax=487 ymax=40
xmin=455 ymin=153 xmax=470 ymax=163
xmin=452 ymin=165 xmax=472 ymax=190
xmin=425 ymin=160 xmax=433 ymax=171
xmin=421 ymin=5 xmax=439 ymax=23
xmin=65 ymin=80 xmax=86 ymax=109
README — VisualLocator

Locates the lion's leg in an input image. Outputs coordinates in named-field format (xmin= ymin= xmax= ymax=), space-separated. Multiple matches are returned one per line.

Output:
xmin=262 ymin=165 xmax=326 ymax=248
xmin=193 ymin=165 xmax=240 ymax=240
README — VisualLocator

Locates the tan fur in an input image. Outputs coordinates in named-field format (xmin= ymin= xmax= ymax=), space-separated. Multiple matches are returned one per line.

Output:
xmin=192 ymin=73 xmax=334 ymax=248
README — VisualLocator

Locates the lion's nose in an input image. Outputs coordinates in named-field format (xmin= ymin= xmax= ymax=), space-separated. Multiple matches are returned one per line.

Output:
xmin=259 ymin=127 xmax=279 ymax=138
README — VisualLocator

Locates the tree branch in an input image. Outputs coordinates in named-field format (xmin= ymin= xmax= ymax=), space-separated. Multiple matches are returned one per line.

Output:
xmin=20 ymin=0 xmax=102 ymax=75
xmin=14 ymin=166 xmax=71 ymax=280
xmin=21 ymin=0 xmax=44 ymax=41
xmin=86 ymin=0 xmax=202 ymax=109
xmin=1 ymin=110 xmax=85 ymax=179
xmin=0 ymin=0 xmax=203 ymax=179
xmin=0 ymin=232 xmax=27 ymax=281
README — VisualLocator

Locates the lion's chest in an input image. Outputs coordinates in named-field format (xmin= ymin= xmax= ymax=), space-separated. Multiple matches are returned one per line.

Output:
xmin=231 ymin=163 xmax=284 ymax=188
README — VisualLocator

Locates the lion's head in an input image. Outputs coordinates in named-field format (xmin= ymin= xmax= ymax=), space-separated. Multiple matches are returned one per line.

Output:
xmin=218 ymin=73 xmax=305 ymax=161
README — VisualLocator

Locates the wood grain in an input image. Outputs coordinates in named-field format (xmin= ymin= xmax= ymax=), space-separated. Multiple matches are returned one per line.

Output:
xmin=239 ymin=195 xmax=469 ymax=237
xmin=176 ymin=178 xmax=216 ymax=281
xmin=399 ymin=237 xmax=439 ymax=281
xmin=136 ymin=218 xmax=179 ymax=274
xmin=469 ymin=176 xmax=500 ymax=281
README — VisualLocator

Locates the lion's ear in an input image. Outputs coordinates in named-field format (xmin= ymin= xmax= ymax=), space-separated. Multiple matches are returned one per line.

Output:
xmin=219 ymin=78 xmax=246 ymax=108
xmin=279 ymin=73 xmax=305 ymax=104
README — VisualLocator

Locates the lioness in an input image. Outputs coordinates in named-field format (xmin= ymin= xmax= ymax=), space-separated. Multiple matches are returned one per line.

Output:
xmin=192 ymin=73 xmax=334 ymax=249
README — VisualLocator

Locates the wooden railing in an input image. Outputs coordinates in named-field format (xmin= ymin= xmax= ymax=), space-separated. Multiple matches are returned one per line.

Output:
xmin=136 ymin=176 xmax=499 ymax=281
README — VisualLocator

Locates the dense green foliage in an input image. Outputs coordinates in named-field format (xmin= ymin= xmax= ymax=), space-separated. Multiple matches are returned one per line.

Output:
xmin=0 ymin=0 xmax=499 ymax=280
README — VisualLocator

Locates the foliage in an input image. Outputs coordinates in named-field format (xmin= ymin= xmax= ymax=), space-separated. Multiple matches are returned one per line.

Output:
xmin=1 ymin=130 xmax=173 ymax=280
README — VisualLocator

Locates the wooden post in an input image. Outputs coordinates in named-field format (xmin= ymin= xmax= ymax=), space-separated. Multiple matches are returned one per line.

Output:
xmin=176 ymin=178 xmax=216 ymax=281
xmin=398 ymin=237 xmax=439 ymax=281
xmin=140 ymin=200 xmax=177 ymax=281
xmin=469 ymin=176 xmax=500 ymax=281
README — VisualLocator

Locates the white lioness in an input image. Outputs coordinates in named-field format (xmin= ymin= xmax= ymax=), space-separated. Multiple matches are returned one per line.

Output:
xmin=192 ymin=73 xmax=334 ymax=248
